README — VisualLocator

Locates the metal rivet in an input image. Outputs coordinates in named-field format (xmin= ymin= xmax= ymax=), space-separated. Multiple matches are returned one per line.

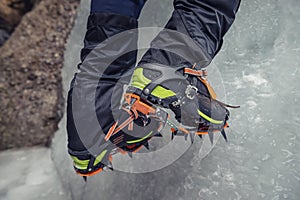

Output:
xmin=144 ymin=89 xmax=150 ymax=94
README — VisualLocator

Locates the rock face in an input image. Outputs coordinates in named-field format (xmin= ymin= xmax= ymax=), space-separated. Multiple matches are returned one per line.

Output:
xmin=0 ymin=0 xmax=80 ymax=150
xmin=0 ymin=0 xmax=41 ymax=45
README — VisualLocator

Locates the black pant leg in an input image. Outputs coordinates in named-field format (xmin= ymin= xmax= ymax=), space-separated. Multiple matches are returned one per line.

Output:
xmin=139 ymin=0 xmax=241 ymax=68
xmin=67 ymin=0 xmax=147 ymax=151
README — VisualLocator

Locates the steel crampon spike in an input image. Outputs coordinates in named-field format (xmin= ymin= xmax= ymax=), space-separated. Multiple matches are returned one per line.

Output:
xmin=107 ymin=160 xmax=114 ymax=170
xmin=221 ymin=129 xmax=228 ymax=142
xmin=208 ymin=131 xmax=214 ymax=144
xmin=107 ymin=165 xmax=114 ymax=171
xmin=184 ymin=134 xmax=188 ymax=141
xmin=154 ymin=133 xmax=163 ymax=137
xmin=189 ymin=132 xmax=195 ymax=144
xmin=143 ymin=142 xmax=150 ymax=150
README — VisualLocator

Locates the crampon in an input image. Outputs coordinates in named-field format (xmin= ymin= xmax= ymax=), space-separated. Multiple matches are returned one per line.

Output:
xmin=71 ymin=64 xmax=239 ymax=179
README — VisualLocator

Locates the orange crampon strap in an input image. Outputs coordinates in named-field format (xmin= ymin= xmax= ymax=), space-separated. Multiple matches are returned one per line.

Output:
xmin=184 ymin=68 xmax=208 ymax=77
xmin=104 ymin=116 xmax=135 ymax=141
xmin=195 ymin=123 xmax=229 ymax=135
xmin=104 ymin=93 xmax=157 ymax=142
xmin=170 ymin=122 xmax=230 ymax=143
xmin=124 ymin=93 xmax=156 ymax=115
xmin=170 ymin=123 xmax=229 ymax=136
xmin=183 ymin=66 xmax=217 ymax=99
xmin=184 ymin=66 xmax=240 ymax=107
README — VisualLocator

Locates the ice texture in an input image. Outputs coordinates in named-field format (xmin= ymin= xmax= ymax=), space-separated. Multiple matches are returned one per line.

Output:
xmin=1 ymin=0 xmax=300 ymax=200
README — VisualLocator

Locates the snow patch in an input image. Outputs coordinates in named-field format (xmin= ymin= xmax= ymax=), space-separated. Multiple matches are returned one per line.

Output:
xmin=254 ymin=115 xmax=262 ymax=124
xmin=243 ymin=73 xmax=268 ymax=86
xmin=245 ymin=100 xmax=258 ymax=109
xmin=232 ymin=77 xmax=246 ymax=89
xmin=0 ymin=148 xmax=69 ymax=200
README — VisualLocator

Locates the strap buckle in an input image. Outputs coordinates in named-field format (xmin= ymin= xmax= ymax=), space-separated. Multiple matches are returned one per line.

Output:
xmin=185 ymin=85 xmax=198 ymax=100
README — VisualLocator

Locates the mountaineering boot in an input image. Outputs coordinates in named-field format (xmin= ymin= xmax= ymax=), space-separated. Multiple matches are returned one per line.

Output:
xmin=124 ymin=62 xmax=234 ymax=143
xmin=68 ymin=103 xmax=163 ymax=177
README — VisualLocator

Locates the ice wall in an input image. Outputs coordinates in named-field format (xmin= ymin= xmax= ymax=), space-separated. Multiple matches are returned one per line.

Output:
xmin=52 ymin=0 xmax=300 ymax=199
